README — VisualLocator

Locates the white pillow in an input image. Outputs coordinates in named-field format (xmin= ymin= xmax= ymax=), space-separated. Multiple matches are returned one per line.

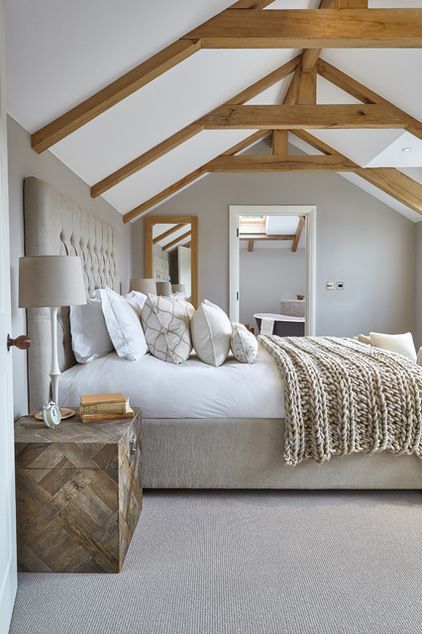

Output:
xmin=191 ymin=300 xmax=232 ymax=367
xmin=125 ymin=290 xmax=147 ymax=316
xmin=70 ymin=291 xmax=113 ymax=363
xmin=100 ymin=287 xmax=148 ymax=360
xmin=369 ymin=331 xmax=417 ymax=362
xmin=416 ymin=347 xmax=422 ymax=367
xmin=231 ymin=322 xmax=258 ymax=364
xmin=141 ymin=294 xmax=194 ymax=364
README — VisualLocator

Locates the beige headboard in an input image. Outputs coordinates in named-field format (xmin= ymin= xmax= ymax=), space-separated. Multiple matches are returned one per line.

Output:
xmin=24 ymin=177 xmax=120 ymax=410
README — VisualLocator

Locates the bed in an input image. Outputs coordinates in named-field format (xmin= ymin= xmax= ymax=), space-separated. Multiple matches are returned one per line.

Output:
xmin=24 ymin=177 xmax=422 ymax=489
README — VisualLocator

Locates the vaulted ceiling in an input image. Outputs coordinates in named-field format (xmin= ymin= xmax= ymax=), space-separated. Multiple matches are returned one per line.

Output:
xmin=5 ymin=0 xmax=422 ymax=223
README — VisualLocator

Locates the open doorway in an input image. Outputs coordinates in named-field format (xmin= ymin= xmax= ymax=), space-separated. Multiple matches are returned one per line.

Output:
xmin=229 ymin=206 xmax=316 ymax=336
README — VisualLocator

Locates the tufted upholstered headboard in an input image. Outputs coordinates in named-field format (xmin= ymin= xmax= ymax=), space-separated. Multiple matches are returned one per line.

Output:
xmin=24 ymin=177 xmax=120 ymax=410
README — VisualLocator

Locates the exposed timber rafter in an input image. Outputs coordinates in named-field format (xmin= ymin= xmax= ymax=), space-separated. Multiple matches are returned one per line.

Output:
xmin=122 ymin=48 xmax=422 ymax=224
xmin=90 ymin=55 xmax=300 ymax=198
xmin=153 ymin=223 xmax=187 ymax=244
xmin=292 ymin=130 xmax=422 ymax=215
xmin=30 ymin=0 xmax=278 ymax=153
xmin=316 ymin=58 xmax=422 ymax=141
xmin=162 ymin=229 xmax=192 ymax=251
xmin=122 ymin=130 xmax=269 ymax=223
xmin=30 ymin=39 xmax=201 ymax=153
xmin=31 ymin=6 xmax=422 ymax=153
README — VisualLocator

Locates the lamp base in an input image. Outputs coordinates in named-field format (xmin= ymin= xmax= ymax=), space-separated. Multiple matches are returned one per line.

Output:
xmin=34 ymin=408 xmax=76 ymax=421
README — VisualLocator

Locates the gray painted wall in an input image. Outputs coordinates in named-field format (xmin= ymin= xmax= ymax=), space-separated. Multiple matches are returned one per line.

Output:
xmin=7 ymin=116 xmax=132 ymax=417
xmin=416 ymin=223 xmax=422 ymax=349
xmin=239 ymin=246 xmax=306 ymax=328
xmin=132 ymin=164 xmax=416 ymax=341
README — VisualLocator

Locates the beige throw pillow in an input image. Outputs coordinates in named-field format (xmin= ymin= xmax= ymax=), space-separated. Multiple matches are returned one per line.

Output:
xmin=231 ymin=323 xmax=258 ymax=364
xmin=417 ymin=347 xmax=422 ymax=367
xmin=355 ymin=334 xmax=371 ymax=346
xmin=191 ymin=300 xmax=232 ymax=367
xmin=141 ymin=294 xmax=194 ymax=364
xmin=369 ymin=331 xmax=417 ymax=363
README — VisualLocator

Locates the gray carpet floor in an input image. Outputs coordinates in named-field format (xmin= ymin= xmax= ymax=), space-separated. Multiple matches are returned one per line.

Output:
xmin=10 ymin=491 xmax=422 ymax=634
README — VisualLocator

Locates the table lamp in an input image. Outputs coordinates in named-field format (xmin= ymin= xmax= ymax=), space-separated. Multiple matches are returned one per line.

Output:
xmin=19 ymin=255 xmax=86 ymax=414
xmin=156 ymin=281 xmax=172 ymax=296
xmin=129 ymin=278 xmax=157 ymax=295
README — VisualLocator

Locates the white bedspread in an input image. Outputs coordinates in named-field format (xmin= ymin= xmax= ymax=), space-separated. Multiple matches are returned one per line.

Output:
xmin=60 ymin=346 xmax=284 ymax=419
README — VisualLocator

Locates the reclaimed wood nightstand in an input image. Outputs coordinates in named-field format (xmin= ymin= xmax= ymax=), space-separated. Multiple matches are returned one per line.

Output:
xmin=14 ymin=408 xmax=142 ymax=573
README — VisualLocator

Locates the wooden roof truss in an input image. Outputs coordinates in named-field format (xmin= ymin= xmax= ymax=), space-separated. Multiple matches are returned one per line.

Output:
xmin=28 ymin=0 xmax=422 ymax=223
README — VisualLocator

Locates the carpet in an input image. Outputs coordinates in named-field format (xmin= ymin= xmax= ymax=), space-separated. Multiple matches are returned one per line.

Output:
xmin=10 ymin=491 xmax=422 ymax=634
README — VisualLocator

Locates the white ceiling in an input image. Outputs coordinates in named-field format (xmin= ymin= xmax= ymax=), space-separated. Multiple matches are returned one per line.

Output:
xmin=4 ymin=1 xmax=422 ymax=223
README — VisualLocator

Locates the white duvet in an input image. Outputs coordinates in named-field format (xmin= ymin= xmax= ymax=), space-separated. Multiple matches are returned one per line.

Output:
xmin=60 ymin=346 xmax=284 ymax=419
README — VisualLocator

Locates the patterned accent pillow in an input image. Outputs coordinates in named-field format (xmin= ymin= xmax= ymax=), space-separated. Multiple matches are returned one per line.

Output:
xmin=141 ymin=294 xmax=195 ymax=364
xmin=231 ymin=322 xmax=258 ymax=364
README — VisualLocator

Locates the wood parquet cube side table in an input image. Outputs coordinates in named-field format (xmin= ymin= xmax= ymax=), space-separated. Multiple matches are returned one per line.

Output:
xmin=14 ymin=409 xmax=142 ymax=573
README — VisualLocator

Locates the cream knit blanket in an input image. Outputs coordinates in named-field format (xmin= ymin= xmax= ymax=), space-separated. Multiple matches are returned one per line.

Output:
xmin=259 ymin=336 xmax=422 ymax=466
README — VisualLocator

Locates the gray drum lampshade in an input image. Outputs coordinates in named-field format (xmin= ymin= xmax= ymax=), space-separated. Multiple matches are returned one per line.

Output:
xmin=156 ymin=281 xmax=172 ymax=297
xmin=19 ymin=255 xmax=87 ymax=308
xmin=130 ymin=278 xmax=157 ymax=295
xmin=172 ymin=284 xmax=186 ymax=294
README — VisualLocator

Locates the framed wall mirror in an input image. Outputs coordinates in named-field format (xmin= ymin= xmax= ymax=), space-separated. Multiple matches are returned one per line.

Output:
xmin=144 ymin=215 xmax=198 ymax=307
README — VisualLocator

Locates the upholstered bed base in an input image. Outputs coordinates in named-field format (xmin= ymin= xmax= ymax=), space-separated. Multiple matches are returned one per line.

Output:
xmin=141 ymin=418 xmax=422 ymax=489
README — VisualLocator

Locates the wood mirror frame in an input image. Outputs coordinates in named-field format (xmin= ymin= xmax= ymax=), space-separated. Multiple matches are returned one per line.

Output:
xmin=144 ymin=215 xmax=198 ymax=307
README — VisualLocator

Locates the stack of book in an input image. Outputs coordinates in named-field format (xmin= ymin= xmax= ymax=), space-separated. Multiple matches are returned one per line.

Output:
xmin=79 ymin=392 xmax=134 ymax=424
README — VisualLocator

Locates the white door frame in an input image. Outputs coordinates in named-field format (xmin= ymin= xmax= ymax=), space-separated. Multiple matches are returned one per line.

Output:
xmin=229 ymin=205 xmax=317 ymax=335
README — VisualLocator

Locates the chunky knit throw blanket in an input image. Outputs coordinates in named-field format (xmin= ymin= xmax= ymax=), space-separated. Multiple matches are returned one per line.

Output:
xmin=259 ymin=336 xmax=422 ymax=466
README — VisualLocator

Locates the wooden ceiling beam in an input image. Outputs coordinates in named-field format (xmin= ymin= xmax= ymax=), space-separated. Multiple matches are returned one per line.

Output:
xmin=31 ymin=0 xmax=278 ymax=153
xmin=153 ymin=223 xmax=187 ymax=244
xmin=201 ymin=104 xmax=420 ymax=130
xmin=31 ymin=39 xmax=201 ymax=153
xmin=91 ymin=123 xmax=203 ymax=198
xmin=123 ymin=130 xmax=268 ymax=223
xmin=124 ymin=123 xmax=422 ymax=224
xmin=292 ymin=216 xmax=305 ymax=252
xmin=91 ymin=55 xmax=300 ymax=197
xmin=186 ymin=10 xmax=422 ymax=49
xmin=162 ymin=230 xmax=192 ymax=251
xmin=317 ymin=58 xmax=422 ymax=141
xmin=354 ymin=168 xmax=422 ymax=215
xmin=31 ymin=5 xmax=420 ymax=154
xmin=208 ymin=154 xmax=356 ymax=172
